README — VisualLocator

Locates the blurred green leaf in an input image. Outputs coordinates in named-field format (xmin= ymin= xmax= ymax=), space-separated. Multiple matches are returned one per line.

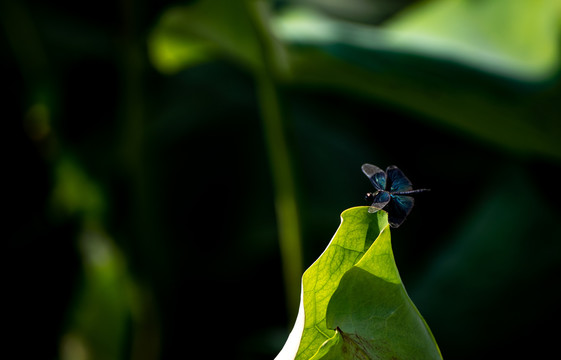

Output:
xmin=148 ymin=0 xmax=262 ymax=74
xmin=277 ymin=0 xmax=561 ymax=79
xmin=50 ymin=156 xmax=105 ymax=220
xmin=386 ymin=0 xmax=561 ymax=78
xmin=150 ymin=0 xmax=561 ymax=160
xmin=272 ymin=2 xmax=561 ymax=161
xmin=277 ymin=207 xmax=441 ymax=360
xmin=61 ymin=228 xmax=134 ymax=360
xmin=148 ymin=26 xmax=216 ymax=74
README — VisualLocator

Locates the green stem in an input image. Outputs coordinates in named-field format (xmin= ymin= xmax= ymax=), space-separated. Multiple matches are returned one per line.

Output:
xmin=120 ymin=2 xmax=162 ymax=359
xmin=246 ymin=0 xmax=303 ymax=321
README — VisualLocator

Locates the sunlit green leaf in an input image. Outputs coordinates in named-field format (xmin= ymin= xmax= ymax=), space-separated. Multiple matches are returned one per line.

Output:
xmin=149 ymin=0 xmax=561 ymax=161
xmin=276 ymin=0 xmax=561 ymax=79
xmin=272 ymin=2 xmax=561 ymax=161
xmin=386 ymin=0 xmax=561 ymax=78
xmin=276 ymin=207 xmax=441 ymax=360
xmin=148 ymin=0 xmax=262 ymax=74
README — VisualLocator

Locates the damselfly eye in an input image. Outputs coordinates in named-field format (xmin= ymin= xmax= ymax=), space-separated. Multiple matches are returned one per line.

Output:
xmin=365 ymin=192 xmax=375 ymax=203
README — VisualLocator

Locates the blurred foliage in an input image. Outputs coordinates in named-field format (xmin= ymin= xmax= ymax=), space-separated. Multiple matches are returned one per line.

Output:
xmin=148 ymin=0 xmax=262 ymax=73
xmin=3 ymin=0 xmax=561 ymax=359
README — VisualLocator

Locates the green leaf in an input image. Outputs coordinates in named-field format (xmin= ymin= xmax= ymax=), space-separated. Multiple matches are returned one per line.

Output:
xmin=149 ymin=1 xmax=561 ymax=160
xmin=385 ymin=0 xmax=561 ymax=78
xmin=275 ymin=0 xmax=561 ymax=79
xmin=276 ymin=207 xmax=442 ymax=360
xmin=273 ymin=3 xmax=561 ymax=161
xmin=148 ymin=0 xmax=262 ymax=74
xmin=61 ymin=228 xmax=133 ymax=360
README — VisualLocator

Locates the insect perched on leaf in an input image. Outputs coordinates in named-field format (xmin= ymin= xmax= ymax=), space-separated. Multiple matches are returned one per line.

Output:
xmin=362 ymin=164 xmax=430 ymax=228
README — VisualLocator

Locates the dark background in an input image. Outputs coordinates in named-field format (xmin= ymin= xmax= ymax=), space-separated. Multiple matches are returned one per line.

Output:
xmin=4 ymin=0 xmax=561 ymax=359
